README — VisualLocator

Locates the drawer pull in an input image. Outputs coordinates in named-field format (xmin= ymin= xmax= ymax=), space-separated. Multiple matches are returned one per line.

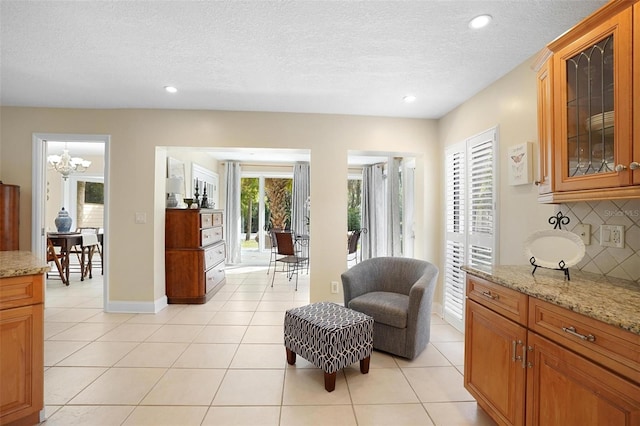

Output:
xmin=481 ymin=291 xmax=499 ymax=300
xmin=562 ymin=326 xmax=595 ymax=342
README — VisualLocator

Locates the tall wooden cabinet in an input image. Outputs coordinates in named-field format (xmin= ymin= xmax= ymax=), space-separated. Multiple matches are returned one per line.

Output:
xmin=1 ymin=272 xmax=44 ymax=426
xmin=536 ymin=0 xmax=640 ymax=202
xmin=165 ymin=209 xmax=226 ymax=304
xmin=465 ymin=274 xmax=640 ymax=426
xmin=0 ymin=183 xmax=20 ymax=251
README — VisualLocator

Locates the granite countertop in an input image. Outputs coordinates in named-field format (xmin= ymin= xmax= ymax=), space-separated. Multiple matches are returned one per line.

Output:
xmin=462 ymin=264 xmax=640 ymax=336
xmin=0 ymin=251 xmax=50 ymax=278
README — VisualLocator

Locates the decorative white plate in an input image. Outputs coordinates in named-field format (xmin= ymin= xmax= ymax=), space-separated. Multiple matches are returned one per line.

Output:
xmin=524 ymin=229 xmax=585 ymax=269
xmin=585 ymin=111 xmax=614 ymax=135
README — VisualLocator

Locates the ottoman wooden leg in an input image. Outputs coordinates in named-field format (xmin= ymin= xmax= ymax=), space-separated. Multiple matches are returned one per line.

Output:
xmin=324 ymin=371 xmax=336 ymax=392
xmin=360 ymin=356 xmax=370 ymax=374
xmin=286 ymin=348 xmax=296 ymax=365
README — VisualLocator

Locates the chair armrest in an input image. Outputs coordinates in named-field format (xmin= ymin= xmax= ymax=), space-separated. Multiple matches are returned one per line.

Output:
xmin=407 ymin=268 xmax=438 ymax=330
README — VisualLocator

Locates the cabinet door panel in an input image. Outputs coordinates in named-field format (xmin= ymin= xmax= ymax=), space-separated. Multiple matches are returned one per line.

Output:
xmin=553 ymin=8 xmax=633 ymax=191
xmin=634 ymin=2 xmax=640 ymax=185
xmin=465 ymin=300 xmax=526 ymax=426
xmin=0 ymin=304 xmax=43 ymax=424
xmin=526 ymin=332 xmax=640 ymax=426
xmin=536 ymin=57 xmax=554 ymax=195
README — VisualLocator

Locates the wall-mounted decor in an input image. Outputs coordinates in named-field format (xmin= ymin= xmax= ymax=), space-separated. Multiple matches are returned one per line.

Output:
xmin=167 ymin=157 xmax=186 ymax=195
xmin=507 ymin=142 xmax=532 ymax=186
xmin=192 ymin=163 xmax=219 ymax=208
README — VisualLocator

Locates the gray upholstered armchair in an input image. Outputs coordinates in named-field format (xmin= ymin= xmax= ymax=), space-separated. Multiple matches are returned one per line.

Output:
xmin=341 ymin=257 xmax=438 ymax=359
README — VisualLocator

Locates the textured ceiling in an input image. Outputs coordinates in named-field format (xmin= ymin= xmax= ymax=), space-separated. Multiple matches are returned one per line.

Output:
xmin=1 ymin=1 xmax=607 ymax=119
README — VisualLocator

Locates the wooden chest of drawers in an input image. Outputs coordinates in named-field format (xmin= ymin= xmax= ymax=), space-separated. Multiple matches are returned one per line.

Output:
xmin=165 ymin=209 xmax=225 ymax=304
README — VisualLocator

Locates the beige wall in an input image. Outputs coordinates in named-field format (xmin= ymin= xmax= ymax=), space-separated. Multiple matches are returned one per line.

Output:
xmin=0 ymin=108 xmax=439 ymax=309
xmin=438 ymin=57 xmax=556 ymax=307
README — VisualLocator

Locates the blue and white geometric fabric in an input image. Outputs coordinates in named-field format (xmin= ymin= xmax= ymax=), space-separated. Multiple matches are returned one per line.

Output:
xmin=284 ymin=302 xmax=374 ymax=374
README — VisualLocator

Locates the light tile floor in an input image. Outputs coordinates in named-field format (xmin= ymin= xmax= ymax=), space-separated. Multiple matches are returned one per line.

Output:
xmin=41 ymin=258 xmax=495 ymax=425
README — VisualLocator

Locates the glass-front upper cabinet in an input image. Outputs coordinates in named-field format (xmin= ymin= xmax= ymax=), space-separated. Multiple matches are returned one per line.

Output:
xmin=553 ymin=7 xmax=633 ymax=191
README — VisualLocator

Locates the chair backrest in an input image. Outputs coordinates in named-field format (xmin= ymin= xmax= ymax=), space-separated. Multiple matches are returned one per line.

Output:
xmin=274 ymin=231 xmax=296 ymax=256
xmin=347 ymin=230 xmax=362 ymax=254
xmin=351 ymin=257 xmax=437 ymax=295
xmin=76 ymin=227 xmax=100 ymax=234
xmin=269 ymin=228 xmax=283 ymax=249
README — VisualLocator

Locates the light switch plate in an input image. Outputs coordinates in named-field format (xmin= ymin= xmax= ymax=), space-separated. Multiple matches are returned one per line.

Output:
xmin=600 ymin=224 xmax=624 ymax=248
xmin=135 ymin=212 xmax=147 ymax=224
xmin=574 ymin=224 xmax=591 ymax=245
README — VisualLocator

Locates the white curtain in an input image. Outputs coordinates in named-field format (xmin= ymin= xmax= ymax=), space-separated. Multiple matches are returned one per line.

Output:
xmin=386 ymin=157 xmax=402 ymax=256
xmin=402 ymin=159 xmax=416 ymax=258
xmin=361 ymin=163 xmax=385 ymax=260
xmin=291 ymin=162 xmax=310 ymax=236
xmin=224 ymin=161 xmax=242 ymax=264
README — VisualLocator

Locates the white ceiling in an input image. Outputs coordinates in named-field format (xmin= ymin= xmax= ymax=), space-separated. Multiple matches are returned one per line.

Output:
xmin=1 ymin=0 xmax=607 ymax=120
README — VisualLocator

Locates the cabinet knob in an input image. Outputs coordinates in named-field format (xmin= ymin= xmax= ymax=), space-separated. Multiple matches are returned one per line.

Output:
xmin=534 ymin=180 xmax=541 ymax=186
xmin=615 ymin=164 xmax=627 ymax=172
xmin=630 ymin=162 xmax=640 ymax=171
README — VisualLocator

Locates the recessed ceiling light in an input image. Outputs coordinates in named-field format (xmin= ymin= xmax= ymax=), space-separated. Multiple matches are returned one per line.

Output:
xmin=403 ymin=95 xmax=416 ymax=103
xmin=469 ymin=14 xmax=492 ymax=29
xmin=164 ymin=86 xmax=178 ymax=93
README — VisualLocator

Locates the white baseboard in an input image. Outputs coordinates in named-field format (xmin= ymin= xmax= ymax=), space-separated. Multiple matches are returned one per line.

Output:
xmin=106 ymin=295 xmax=168 ymax=314
xmin=431 ymin=301 xmax=443 ymax=317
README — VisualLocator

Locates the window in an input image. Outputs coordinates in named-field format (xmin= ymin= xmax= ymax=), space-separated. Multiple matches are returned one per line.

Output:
xmin=75 ymin=179 xmax=104 ymax=229
xmin=443 ymin=128 xmax=498 ymax=332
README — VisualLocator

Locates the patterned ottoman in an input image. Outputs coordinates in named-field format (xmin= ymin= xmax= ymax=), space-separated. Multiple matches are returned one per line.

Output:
xmin=284 ymin=301 xmax=374 ymax=392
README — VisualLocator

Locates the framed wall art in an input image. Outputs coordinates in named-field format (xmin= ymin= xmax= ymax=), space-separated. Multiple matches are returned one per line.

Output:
xmin=507 ymin=142 xmax=532 ymax=186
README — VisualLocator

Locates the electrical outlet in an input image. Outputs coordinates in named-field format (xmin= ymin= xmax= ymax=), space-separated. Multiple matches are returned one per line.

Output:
xmin=574 ymin=224 xmax=591 ymax=245
xmin=600 ymin=224 xmax=625 ymax=248
xmin=331 ymin=281 xmax=339 ymax=294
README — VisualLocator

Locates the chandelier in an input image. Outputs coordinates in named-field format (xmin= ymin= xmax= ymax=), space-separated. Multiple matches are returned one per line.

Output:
xmin=47 ymin=149 xmax=91 ymax=180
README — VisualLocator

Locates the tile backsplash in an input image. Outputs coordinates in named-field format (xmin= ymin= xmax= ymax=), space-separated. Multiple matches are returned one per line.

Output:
xmin=557 ymin=199 xmax=640 ymax=283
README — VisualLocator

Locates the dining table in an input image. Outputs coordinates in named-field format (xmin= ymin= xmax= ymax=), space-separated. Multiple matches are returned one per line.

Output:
xmin=47 ymin=232 xmax=103 ymax=285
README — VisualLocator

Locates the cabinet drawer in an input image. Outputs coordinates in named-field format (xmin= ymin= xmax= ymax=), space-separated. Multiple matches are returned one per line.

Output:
xmin=201 ymin=227 xmax=223 ymax=246
xmin=205 ymin=266 xmax=225 ymax=294
xmin=200 ymin=213 xmax=213 ymax=228
xmin=0 ymin=275 xmax=44 ymax=310
xmin=212 ymin=211 xmax=223 ymax=226
xmin=467 ymin=275 xmax=528 ymax=326
xmin=529 ymin=297 xmax=640 ymax=384
xmin=204 ymin=242 xmax=225 ymax=270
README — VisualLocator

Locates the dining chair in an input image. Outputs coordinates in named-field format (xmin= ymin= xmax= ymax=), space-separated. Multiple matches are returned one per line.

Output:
xmin=46 ymin=238 xmax=67 ymax=285
xmin=266 ymin=228 xmax=283 ymax=275
xmin=347 ymin=228 xmax=367 ymax=264
xmin=270 ymin=230 xmax=308 ymax=291
xmin=69 ymin=227 xmax=102 ymax=279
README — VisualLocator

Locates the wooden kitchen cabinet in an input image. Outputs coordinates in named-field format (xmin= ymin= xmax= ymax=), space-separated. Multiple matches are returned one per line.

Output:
xmin=634 ymin=1 xmax=640 ymax=186
xmin=534 ymin=52 xmax=554 ymax=196
xmin=464 ymin=274 xmax=640 ymax=426
xmin=536 ymin=0 xmax=640 ymax=202
xmin=465 ymin=299 xmax=527 ymax=426
xmin=526 ymin=332 xmax=640 ymax=425
xmin=165 ymin=209 xmax=226 ymax=304
xmin=0 ymin=274 xmax=44 ymax=426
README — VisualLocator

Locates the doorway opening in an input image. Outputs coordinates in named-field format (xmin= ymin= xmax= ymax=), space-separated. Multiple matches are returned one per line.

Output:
xmin=239 ymin=174 xmax=293 ymax=265
xmin=32 ymin=133 xmax=109 ymax=309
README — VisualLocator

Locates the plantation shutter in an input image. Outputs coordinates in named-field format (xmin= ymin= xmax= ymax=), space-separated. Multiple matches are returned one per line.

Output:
xmin=443 ymin=128 xmax=498 ymax=332
xmin=467 ymin=130 xmax=497 ymax=268
xmin=444 ymin=143 xmax=466 ymax=331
